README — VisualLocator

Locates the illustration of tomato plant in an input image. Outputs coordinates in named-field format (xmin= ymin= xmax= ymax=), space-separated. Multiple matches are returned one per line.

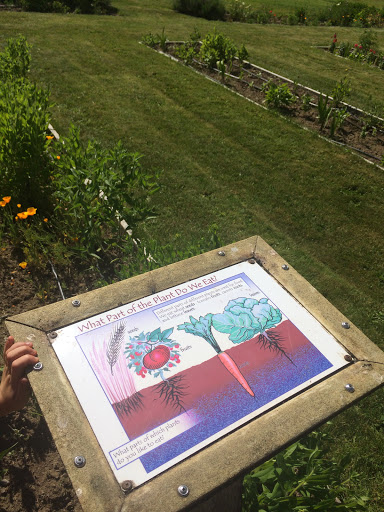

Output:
xmin=124 ymin=327 xmax=187 ymax=414
xmin=124 ymin=327 xmax=181 ymax=380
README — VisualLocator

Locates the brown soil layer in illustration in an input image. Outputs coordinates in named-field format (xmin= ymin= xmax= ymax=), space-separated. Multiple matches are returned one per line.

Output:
xmin=114 ymin=319 xmax=314 ymax=439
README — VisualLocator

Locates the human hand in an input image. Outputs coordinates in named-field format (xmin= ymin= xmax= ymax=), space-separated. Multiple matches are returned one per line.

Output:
xmin=0 ymin=336 xmax=39 ymax=417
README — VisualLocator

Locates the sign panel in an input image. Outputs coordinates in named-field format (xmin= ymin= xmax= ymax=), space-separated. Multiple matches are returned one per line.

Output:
xmin=52 ymin=261 xmax=349 ymax=487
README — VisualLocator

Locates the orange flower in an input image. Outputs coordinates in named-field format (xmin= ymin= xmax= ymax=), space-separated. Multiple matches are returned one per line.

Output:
xmin=26 ymin=207 xmax=37 ymax=216
xmin=17 ymin=203 xmax=21 ymax=208
xmin=17 ymin=211 xmax=29 ymax=219
xmin=2 ymin=196 xmax=11 ymax=203
xmin=43 ymin=218 xmax=48 ymax=222
xmin=57 ymin=156 xmax=61 ymax=160
xmin=19 ymin=261 xmax=27 ymax=269
xmin=0 ymin=201 xmax=6 ymax=207
xmin=46 ymin=135 xmax=54 ymax=140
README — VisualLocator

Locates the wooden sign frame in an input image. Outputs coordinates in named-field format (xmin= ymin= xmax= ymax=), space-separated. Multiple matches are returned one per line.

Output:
xmin=6 ymin=236 xmax=384 ymax=511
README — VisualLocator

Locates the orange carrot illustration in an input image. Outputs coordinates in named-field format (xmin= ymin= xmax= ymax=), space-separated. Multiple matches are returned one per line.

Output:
xmin=217 ymin=351 xmax=254 ymax=397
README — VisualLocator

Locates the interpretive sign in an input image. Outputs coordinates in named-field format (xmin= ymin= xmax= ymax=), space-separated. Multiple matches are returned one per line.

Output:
xmin=53 ymin=261 xmax=348 ymax=487
xmin=5 ymin=236 xmax=384 ymax=512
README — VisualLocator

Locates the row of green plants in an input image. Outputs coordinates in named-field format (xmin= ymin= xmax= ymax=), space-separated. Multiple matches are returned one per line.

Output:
xmin=329 ymin=31 xmax=384 ymax=70
xmin=262 ymin=77 xmax=354 ymax=139
xmin=144 ymin=30 xmax=384 ymax=146
xmin=143 ymin=28 xmax=249 ymax=76
xmin=0 ymin=36 xmax=157 ymax=274
xmin=11 ymin=0 xmax=117 ymax=14
xmin=173 ymin=0 xmax=384 ymax=27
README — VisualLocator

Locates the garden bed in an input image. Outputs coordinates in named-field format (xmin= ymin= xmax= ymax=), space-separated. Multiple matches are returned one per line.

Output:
xmin=153 ymin=41 xmax=384 ymax=167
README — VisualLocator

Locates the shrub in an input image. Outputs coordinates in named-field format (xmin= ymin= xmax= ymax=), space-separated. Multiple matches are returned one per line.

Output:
xmin=227 ymin=0 xmax=254 ymax=22
xmin=0 ymin=37 xmax=53 ymax=211
xmin=0 ymin=80 xmax=53 ymax=210
xmin=15 ymin=0 xmax=117 ymax=14
xmin=0 ymin=35 xmax=31 ymax=80
xmin=173 ymin=0 xmax=225 ymax=20
xmin=359 ymin=29 xmax=378 ymax=51
xmin=52 ymin=125 xmax=159 ymax=259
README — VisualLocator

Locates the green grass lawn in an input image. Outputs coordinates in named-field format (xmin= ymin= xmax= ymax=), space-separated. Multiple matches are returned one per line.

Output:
xmin=1 ymin=1 xmax=384 ymax=509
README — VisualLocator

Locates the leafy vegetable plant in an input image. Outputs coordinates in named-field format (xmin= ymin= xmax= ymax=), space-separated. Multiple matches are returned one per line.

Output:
xmin=243 ymin=429 xmax=369 ymax=511
xmin=53 ymin=125 xmax=159 ymax=261
xmin=199 ymin=31 xmax=241 ymax=71
xmin=212 ymin=297 xmax=294 ymax=363
xmin=262 ymin=81 xmax=296 ymax=109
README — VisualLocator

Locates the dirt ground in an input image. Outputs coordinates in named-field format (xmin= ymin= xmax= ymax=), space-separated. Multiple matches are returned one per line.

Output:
xmin=0 ymin=246 xmax=84 ymax=512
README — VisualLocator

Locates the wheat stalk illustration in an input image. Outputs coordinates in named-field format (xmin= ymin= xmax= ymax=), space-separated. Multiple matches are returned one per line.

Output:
xmin=106 ymin=322 xmax=126 ymax=375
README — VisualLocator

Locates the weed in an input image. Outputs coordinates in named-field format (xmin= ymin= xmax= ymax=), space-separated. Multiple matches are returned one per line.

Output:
xmin=141 ymin=32 xmax=158 ymax=48
xmin=0 ymin=443 xmax=18 ymax=478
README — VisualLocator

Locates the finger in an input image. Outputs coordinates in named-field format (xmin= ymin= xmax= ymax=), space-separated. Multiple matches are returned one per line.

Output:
xmin=5 ymin=345 xmax=37 ymax=366
xmin=3 ymin=336 xmax=15 ymax=358
xmin=10 ymin=354 xmax=39 ymax=386
xmin=6 ymin=341 xmax=34 ymax=353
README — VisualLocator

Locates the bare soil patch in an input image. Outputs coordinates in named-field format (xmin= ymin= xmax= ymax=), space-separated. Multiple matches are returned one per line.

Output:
xmin=0 ymin=246 xmax=101 ymax=512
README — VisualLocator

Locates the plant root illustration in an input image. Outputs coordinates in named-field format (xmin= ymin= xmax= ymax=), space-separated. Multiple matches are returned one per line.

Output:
xmin=257 ymin=329 xmax=295 ymax=366
xmin=125 ymin=327 xmax=187 ymax=411
xmin=154 ymin=374 xmax=188 ymax=414
xmin=114 ymin=391 xmax=144 ymax=417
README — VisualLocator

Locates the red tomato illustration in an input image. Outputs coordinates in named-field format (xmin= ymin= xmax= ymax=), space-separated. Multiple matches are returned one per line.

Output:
xmin=142 ymin=345 xmax=171 ymax=370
